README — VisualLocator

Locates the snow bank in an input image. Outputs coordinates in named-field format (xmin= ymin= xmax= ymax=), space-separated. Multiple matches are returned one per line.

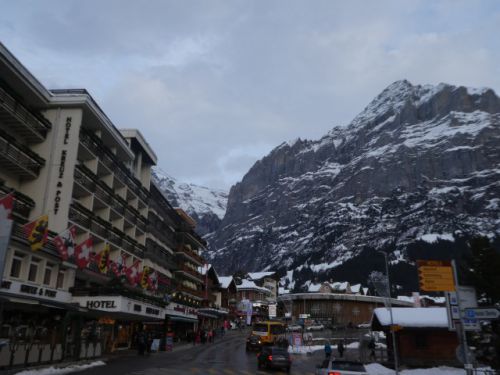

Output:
xmin=15 ymin=361 xmax=106 ymax=375
xmin=365 ymin=363 xmax=493 ymax=374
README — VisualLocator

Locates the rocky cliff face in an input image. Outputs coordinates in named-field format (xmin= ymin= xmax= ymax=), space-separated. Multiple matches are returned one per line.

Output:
xmin=153 ymin=169 xmax=228 ymax=236
xmin=207 ymin=80 xmax=500 ymax=291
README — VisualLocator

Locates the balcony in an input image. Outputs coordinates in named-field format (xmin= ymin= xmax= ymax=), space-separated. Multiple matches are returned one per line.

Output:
xmin=176 ymin=245 xmax=204 ymax=266
xmin=0 ymin=129 xmax=45 ymax=178
xmin=0 ymin=85 xmax=51 ymax=143
xmin=175 ymin=285 xmax=204 ymax=299
xmin=69 ymin=202 xmax=145 ymax=258
xmin=79 ymin=129 xmax=150 ymax=204
xmin=175 ymin=265 xmax=204 ymax=284
xmin=0 ymin=183 xmax=34 ymax=219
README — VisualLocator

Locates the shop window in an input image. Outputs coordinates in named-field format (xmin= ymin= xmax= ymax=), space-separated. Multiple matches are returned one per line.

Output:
xmin=28 ymin=257 xmax=41 ymax=282
xmin=10 ymin=252 xmax=24 ymax=278
xmin=43 ymin=263 xmax=54 ymax=286
xmin=56 ymin=270 xmax=65 ymax=289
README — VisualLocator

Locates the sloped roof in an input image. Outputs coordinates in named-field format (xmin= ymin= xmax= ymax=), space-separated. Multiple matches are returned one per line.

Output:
xmin=218 ymin=276 xmax=234 ymax=289
xmin=247 ymin=272 xmax=276 ymax=280
xmin=237 ymin=279 xmax=270 ymax=293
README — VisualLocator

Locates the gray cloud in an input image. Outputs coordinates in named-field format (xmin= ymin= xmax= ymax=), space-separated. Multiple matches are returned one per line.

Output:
xmin=1 ymin=0 xmax=499 ymax=189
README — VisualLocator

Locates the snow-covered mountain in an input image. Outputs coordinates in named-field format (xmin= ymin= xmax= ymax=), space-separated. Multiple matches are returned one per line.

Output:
xmin=207 ymin=80 xmax=500 ymax=292
xmin=153 ymin=169 xmax=228 ymax=236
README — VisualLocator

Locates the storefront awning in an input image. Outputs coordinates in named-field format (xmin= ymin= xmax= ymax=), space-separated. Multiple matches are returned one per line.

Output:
xmin=169 ymin=316 xmax=198 ymax=323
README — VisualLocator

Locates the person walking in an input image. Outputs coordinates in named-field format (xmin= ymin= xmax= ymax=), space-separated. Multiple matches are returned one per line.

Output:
xmin=337 ymin=340 xmax=345 ymax=358
xmin=368 ymin=338 xmax=376 ymax=361
xmin=324 ymin=341 xmax=332 ymax=359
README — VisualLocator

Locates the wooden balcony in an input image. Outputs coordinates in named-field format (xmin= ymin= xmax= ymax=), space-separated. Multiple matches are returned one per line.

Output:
xmin=175 ymin=285 xmax=204 ymax=299
xmin=176 ymin=245 xmax=204 ymax=265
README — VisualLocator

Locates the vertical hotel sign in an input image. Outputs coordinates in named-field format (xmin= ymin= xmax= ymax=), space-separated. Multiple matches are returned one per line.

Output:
xmin=53 ymin=116 xmax=72 ymax=216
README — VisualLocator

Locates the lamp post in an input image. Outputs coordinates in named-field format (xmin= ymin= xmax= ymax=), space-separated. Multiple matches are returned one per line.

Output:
xmin=378 ymin=251 xmax=399 ymax=375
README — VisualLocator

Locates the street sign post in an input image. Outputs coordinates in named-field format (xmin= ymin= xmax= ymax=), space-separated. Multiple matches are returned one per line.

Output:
xmin=418 ymin=260 xmax=455 ymax=292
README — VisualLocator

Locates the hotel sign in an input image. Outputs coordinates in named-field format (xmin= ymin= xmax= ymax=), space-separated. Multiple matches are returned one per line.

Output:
xmin=54 ymin=116 xmax=73 ymax=216
xmin=1 ymin=279 xmax=72 ymax=303
xmin=72 ymin=295 xmax=165 ymax=319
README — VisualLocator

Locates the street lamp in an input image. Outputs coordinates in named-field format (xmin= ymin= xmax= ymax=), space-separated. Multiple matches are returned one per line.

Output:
xmin=378 ymin=250 xmax=399 ymax=375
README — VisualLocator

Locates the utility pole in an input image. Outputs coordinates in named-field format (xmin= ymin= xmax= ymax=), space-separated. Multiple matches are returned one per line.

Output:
xmin=379 ymin=251 xmax=399 ymax=375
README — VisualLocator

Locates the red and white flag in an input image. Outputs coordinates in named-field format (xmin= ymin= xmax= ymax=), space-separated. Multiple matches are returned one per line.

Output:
xmin=0 ymin=194 xmax=14 ymax=221
xmin=125 ymin=259 xmax=141 ymax=286
xmin=75 ymin=237 xmax=93 ymax=269
xmin=53 ymin=226 xmax=77 ymax=261
xmin=148 ymin=270 xmax=159 ymax=291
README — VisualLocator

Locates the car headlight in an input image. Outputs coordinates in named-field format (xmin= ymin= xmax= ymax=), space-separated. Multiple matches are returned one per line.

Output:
xmin=258 ymin=340 xmax=261 ymax=344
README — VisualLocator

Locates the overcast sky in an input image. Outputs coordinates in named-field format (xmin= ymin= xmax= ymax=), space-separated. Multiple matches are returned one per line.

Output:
xmin=1 ymin=1 xmax=499 ymax=190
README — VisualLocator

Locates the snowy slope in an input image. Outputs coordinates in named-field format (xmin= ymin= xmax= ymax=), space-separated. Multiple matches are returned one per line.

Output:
xmin=153 ymin=169 xmax=228 ymax=235
xmin=207 ymin=80 xmax=500 ymax=291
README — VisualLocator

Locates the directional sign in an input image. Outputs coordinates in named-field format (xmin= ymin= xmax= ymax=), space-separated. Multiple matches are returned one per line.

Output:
xmin=418 ymin=260 xmax=455 ymax=292
xmin=464 ymin=308 xmax=500 ymax=320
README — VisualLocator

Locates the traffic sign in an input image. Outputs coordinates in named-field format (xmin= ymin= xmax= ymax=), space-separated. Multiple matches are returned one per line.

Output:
xmin=418 ymin=260 xmax=455 ymax=291
xmin=464 ymin=308 xmax=500 ymax=320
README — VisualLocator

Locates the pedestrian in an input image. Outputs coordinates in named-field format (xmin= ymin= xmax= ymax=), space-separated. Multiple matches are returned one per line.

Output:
xmin=195 ymin=330 xmax=201 ymax=345
xmin=368 ymin=338 xmax=376 ymax=361
xmin=146 ymin=332 xmax=152 ymax=356
xmin=201 ymin=329 xmax=207 ymax=344
xmin=324 ymin=341 xmax=332 ymax=359
xmin=337 ymin=340 xmax=345 ymax=358
xmin=207 ymin=329 xmax=213 ymax=343
xmin=137 ymin=330 xmax=146 ymax=356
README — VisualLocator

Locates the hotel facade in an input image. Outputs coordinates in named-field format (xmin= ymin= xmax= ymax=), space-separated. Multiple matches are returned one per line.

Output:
xmin=0 ymin=42 xmax=215 ymax=369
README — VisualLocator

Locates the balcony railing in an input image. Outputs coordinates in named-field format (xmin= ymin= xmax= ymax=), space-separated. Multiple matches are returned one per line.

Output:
xmin=0 ymin=129 xmax=45 ymax=178
xmin=0 ymin=85 xmax=51 ymax=143
xmin=176 ymin=245 xmax=204 ymax=265
xmin=175 ymin=264 xmax=204 ymax=282
xmin=79 ymin=129 xmax=150 ymax=204
xmin=0 ymin=184 xmax=34 ymax=219
xmin=176 ymin=285 xmax=204 ymax=299
xmin=69 ymin=202 xmax=144 ymax=258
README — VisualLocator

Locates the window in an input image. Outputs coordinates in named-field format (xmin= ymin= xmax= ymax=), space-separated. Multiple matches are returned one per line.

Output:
xmin=43 ymin=263 xmax=54 ymax=286
xmin=28 ymin=257 xmax=41 ymax=282
xmin=10 ymin=252 xmax=24 ymax=278
xmin=56 ymin=270 xmax=65 ymax=289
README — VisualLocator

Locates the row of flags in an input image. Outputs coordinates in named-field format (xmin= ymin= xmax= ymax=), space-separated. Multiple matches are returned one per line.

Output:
xmin=0 ymin=194 xmax=158 ymax=291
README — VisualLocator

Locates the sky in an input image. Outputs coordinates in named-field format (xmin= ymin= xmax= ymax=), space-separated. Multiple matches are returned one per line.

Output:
xmin=1 ymin=0 xmax=500 ymax=190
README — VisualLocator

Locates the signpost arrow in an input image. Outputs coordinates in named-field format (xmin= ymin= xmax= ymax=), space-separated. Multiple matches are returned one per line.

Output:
xmin=464 ymin=308 xmax=500 ymax=320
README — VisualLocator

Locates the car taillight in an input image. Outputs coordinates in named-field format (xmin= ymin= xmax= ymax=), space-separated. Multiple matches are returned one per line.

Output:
xmin=268 ymin=355 xmax=273 ymax=361
xmin=328 ymin=372 xmax=341 ymax=375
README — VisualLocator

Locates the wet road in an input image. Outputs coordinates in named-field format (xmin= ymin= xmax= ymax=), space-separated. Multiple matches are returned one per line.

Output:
xmin=78 ymin=331 xmax=323 ymax=375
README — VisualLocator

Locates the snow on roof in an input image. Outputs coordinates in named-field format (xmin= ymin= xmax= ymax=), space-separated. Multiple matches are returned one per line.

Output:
xmin=279 ymin=287 xmax=290 ymax=295
xmin=362 ymin=287 xmax=369 ymax=295
xmin=308 ymin=283 xmax=322 ymax=292
xmin=373 ymin=308 xmax=448 ymax=328
xmin=351 ymin=284 xmax=361 ymax=293
xmin=218 ymin=276 xmax=234 ymax=289
xmin=397 ymin=295 xmax=446 ymax=305
xmin=237 ymin=279 xmax=270 ymax=293
xmin=247 ymin=272 xmax=275 ymax=280
xmin=331 ymin=281 xmax=349 ymax=291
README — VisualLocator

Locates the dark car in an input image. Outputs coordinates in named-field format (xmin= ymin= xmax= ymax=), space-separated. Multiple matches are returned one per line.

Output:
xmin=246 ymin=335 xmax=262 ymax=351
xmin=257 ymin=346 xmax=291 ymax=372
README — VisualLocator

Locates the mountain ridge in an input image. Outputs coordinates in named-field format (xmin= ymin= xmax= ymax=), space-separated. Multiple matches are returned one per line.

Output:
xmin=206 ymin=80 xmax=500 ymax=292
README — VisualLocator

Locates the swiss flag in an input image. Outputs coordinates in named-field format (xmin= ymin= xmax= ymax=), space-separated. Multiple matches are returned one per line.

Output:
xmin=125 ymin=259 xmax=141 ymax=286
xmin=53 ymin=226 xmax=77 ymax=261
xmin=148 ymin=270 xmax=159 ymax=291
xmin=0 ymin=194 xmax=14 ymax=221
xmin=75 ymin=237 xmax=93 ymax=269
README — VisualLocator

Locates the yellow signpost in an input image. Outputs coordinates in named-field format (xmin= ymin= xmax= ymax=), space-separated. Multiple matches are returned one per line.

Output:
xmin=418 ymin=260 xmax=455 ymax=292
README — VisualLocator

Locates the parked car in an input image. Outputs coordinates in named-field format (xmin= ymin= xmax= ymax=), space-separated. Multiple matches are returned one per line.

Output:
xmin=286 ymin=324 xmax=302 ymax=332
xmin=257 ymin=346 xmax=292 ymax=372
xmin=315 ymin=360 xmax=368 ymax=375
xmin=306 ymin=323 xmax=324 ymax=331
xmin=246 ymin=335 xmax=262 ymax=351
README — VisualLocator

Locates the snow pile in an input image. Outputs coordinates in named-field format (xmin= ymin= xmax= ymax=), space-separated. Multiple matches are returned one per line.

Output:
xmin=15 ymin=361 xmax=106 ymax=375
xmin=373 ymin=308 xmax=448 ymax=328
xmin=365 ymin=363 xmax=493 ymax=374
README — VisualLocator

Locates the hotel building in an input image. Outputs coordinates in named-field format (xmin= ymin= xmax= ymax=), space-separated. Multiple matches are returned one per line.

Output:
xmin=0 ymin=42 xmax=208 ymax=368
